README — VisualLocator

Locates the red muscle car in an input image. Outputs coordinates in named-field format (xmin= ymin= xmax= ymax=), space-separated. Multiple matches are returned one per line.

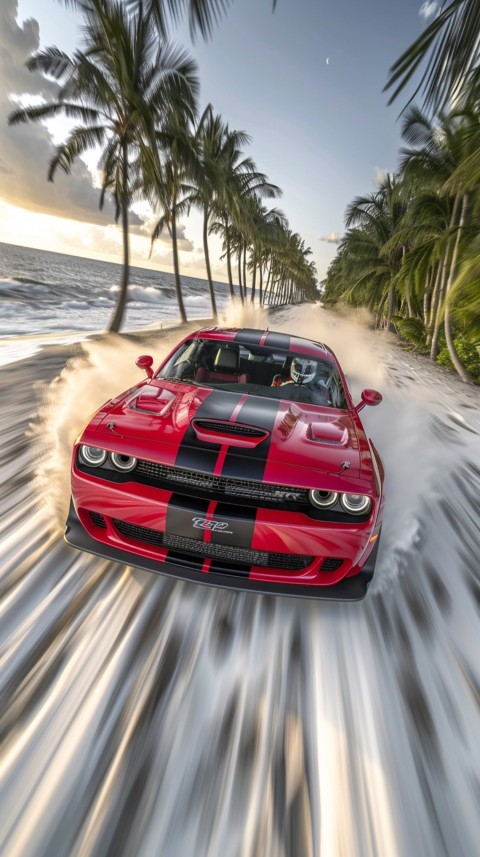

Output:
xmin=65 ymin=327 xmax=384 ymax=599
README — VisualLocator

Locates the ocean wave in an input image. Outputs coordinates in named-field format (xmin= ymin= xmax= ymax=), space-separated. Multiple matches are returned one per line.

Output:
xmin=184 ymin=295 xmax=210 ymax=305
xmin=66 ymin=300 xmax=91 ymax=310
xmin=91 ymin=297 xmax=114 ymax=307
xmin=0 ymin=301 xmax=33 ymax=317
xmin=109 ymin=284 xmax=166 ymax=304
xmin=13 ymin=275 xmax=51 ymax=287
xmin=0 ymin=245 xmax=231 ymax=337
xmin=0 ymin=276 xmax=49 ymax=290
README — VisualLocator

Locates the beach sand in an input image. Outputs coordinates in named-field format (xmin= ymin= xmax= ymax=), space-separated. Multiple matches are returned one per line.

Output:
xmin=1 ymin=304 xmax=479 ymax=857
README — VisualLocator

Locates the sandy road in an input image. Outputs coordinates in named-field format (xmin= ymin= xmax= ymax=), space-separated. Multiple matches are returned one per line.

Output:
xmin=0 ymin=306 xmax=479 ymax=857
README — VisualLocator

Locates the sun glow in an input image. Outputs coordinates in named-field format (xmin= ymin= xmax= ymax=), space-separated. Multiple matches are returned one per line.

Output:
xmin=0 ymin=201 xmax=220 ymax=278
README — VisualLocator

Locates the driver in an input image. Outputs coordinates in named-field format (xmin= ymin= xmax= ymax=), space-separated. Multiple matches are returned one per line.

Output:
xmin=272 ymin=356 xmax=317 ymax=387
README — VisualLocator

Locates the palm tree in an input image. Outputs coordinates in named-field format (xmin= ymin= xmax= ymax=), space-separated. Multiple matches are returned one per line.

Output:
xmin=210 ymin=149 xmax=281 ymax=302
xmin=446 ymin=237 xmax=480 ymax=344
xmin=242 ymin=200 xmax=286 ymax=304
xmin=322 ymin=104 xmax=480 ymax=382
xmin=399 ymin=106 xmax=480 ymax=376
xmin=148 ymin=110 xmax=199 ymax=323
xmin=10 ymin=1 xmax=198 ymax=332
xmin=344 ymin=174 xmax=408 ymax=330
xmin=63 ymin=0 xmax=279 ymax=41
xmin=189 ymin=111 xmax=255 ymax=319
xmin=263 ymin=225 xmax=316 ymax=307
xmin=384 ymin=0 xmax=480 ymax=112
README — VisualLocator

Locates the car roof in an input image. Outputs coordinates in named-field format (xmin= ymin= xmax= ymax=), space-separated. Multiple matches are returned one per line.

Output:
xmin=192 ymin=327 xmax=337 ymax=364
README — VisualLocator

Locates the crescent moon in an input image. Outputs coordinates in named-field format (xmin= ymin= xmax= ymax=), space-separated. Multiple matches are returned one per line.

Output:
xmin=326 ymin=57 xmax=330 ymax=65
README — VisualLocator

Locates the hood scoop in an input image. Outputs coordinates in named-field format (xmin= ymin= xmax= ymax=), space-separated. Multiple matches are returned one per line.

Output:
xmin=129 ymin=386 xmax=175 ymax=416
xmin=192 ymin=419 xmax=269 ymax=448
xmin=307 ymin=421 xmax=349 ymax=446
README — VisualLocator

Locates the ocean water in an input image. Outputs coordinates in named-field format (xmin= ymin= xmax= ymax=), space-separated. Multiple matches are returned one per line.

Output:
xmin=0 ymin=242 xmax=235 ymax=339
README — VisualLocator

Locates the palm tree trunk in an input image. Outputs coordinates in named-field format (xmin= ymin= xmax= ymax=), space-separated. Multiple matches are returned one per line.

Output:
xmin=430 ymin=195 xmax=460 ymax=360
xmin=264 ymin=260 xmax=272 ymax=305
xmin=444 ymin=194 xmax=471 ymax=382
xmin=401 ymin=246 xmax=415 ymax=318
xmin=242 ymin=241 xmax=247 ymax=302
xmin=423 ymin=266 xmax=434 ymax=330
xmin=237 ymin=251 xmax=244 ymax=305
xmin=250 ymin=259 xmax=256 ymax=304
xmin=426 ymin=263 xmax=441 ymax=341
xmin=259 ymin=264 xmax=263 ymax=305
xmin=225 ymin=223 xmax=235 ymax=299
xmin=375 ymin=300 xmax=385 ymax=330
xmin=277 ymin=275 xmax=284 ymax=305
xmin=109 ymin=145 xmax=129 ymax=333
xmin=386 ymin=278 xmax=396 ymax=331
xmin=172 ymin=199 xmax=187 ymax=323
xmin=277 ymin=278 xmax=283 ymax=306
xmin=203 ymin=205 xmax=217 ymax=321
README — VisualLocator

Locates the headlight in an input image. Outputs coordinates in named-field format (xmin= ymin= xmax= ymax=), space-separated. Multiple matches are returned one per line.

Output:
xmin=79 ymin=445 xmax=107 ymax=467
xmin=110 ymin=452 xmax=137 ymax=472
xmin=309 ymin=489 xmax=338 ymax=509
xmin=340 ymin=493 xmax=371 ymax=515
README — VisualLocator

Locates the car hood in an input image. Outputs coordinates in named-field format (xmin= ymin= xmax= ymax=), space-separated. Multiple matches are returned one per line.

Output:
xmin=92 ymin=381 xmax=372 ymax=484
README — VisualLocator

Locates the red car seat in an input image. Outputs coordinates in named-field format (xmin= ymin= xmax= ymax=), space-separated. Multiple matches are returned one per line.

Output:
xmin=195 ymin=347 xmax=249 ymax=383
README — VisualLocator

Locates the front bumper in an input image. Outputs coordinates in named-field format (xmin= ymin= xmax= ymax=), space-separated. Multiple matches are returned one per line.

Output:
xmin=64 ymin=500 xmax=378 ymax=600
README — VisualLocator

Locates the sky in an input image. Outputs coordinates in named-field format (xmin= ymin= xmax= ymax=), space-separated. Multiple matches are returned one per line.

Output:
xmin=1 ymin=0 xmax=439 ymax=282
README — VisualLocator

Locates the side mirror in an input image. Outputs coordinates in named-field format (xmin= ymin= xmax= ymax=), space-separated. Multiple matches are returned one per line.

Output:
xmin=136 ymin=354 xmax=154 ymax=379
xmin=355 ymin=388 xmax=382 ymax=413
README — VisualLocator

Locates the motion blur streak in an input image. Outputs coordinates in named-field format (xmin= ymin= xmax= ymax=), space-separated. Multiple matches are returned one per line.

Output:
xmin=0 ymin=306 xmax=479 ymax=857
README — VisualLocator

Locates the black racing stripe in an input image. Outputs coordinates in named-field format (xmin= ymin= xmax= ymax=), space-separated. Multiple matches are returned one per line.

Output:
xmin=221 ymin=397 xmax=280 ymax=481
xmin=175 ymin=389 xmax=244 ymax=473
xmin=234 ymin=329 xmax=264 ymax=346
xmin=208 ymin=503 xmax=257 ymax=548
xmin=208 ymin=559 xmax=251 ymax=577
xmin=265 ymin=331 xmax=291 ymax=350
xmin=166 ymin=494 xmax=210 ymax=541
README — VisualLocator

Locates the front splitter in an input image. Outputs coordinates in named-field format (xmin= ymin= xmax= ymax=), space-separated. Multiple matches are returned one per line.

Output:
xmin=64 ymin=501 xmax=376 ymax=601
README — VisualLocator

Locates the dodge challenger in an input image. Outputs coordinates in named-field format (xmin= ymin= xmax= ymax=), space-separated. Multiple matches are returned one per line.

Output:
xmin=65 ymin=327 xmax=384 ymax=599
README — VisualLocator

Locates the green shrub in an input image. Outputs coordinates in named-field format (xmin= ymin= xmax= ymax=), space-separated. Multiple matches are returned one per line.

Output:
xmin=395 ymin=317 xmax=429 ymax=352
xmin=436 ymin=335 xmax=480 ymax=381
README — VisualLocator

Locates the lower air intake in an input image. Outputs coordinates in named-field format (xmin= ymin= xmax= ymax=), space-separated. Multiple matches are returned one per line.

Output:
xmin=113 ymin=519 xmax=313 ymax=571
xmin=320 ymin=557 xmax=344 ymax=572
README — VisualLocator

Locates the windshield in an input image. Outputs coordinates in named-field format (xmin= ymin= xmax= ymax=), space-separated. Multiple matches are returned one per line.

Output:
xmin=157 ymin=338 xmax=348 ymax=409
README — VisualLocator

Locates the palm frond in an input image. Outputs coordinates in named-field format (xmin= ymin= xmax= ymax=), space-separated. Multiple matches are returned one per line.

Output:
xmin=8 ymin=102 xmax=66 ymax=125
xmin=385 ymin=0 xmax=480 ymax=113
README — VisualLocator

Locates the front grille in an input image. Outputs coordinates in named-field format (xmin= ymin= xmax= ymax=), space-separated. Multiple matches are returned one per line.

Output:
xmin=193 ymin=420 xmax=267 ymax=438
xmin=89 ymin=511 xmax=107 ymax=529
xmin=113 ymin=519 xmax=313 ymax=571
xmin=77 ymin=455 xmax=371 ymax=522
xmin=135 ymin=460 xmax=309 ymax=506
xmin=320 ymin=557 xmax=344 ymax=572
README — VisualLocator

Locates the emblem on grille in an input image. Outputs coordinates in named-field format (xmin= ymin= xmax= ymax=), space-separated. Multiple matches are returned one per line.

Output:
xmin=192 ymin=517 xmax=233 ymax=534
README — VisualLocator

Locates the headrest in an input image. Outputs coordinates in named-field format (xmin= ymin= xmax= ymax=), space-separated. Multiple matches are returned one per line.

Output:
xmin=214 ymin=347 xmax=239 ymax=372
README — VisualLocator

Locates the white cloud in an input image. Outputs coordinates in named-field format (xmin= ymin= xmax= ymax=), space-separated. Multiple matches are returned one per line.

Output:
xmin=319 ymin=231 xmax=342 ymax=244
xmin=419 ymin=2 xmax=438 ymax=20
xmin=0 ymin=0 xmax=141 ymax=227
xmin=373 ymin=166 xmax=389 ymax=187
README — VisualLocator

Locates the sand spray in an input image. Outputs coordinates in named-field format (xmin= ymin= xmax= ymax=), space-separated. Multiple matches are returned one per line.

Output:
xmin=30 ymin=302 xmax=467 ymax=593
